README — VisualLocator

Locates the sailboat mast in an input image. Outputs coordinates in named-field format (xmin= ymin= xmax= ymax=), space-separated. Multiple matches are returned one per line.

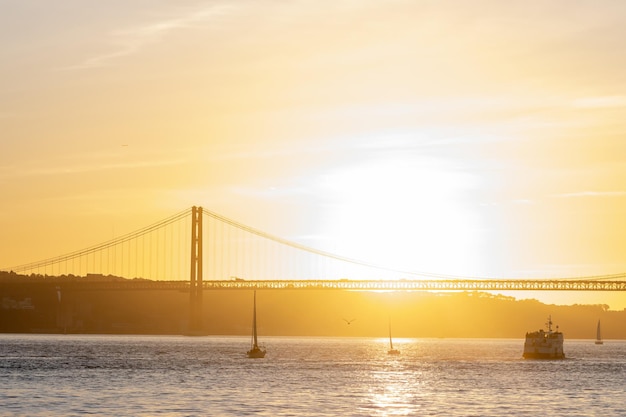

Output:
xmin=389 ymin=318 xmax=393 ymax=349
xmin=252 ymin=290 xmax=258 ymax=347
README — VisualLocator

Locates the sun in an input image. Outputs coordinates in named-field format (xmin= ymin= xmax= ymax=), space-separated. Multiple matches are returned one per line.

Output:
xmin=314 ymin=149 xmax=485 ymax=278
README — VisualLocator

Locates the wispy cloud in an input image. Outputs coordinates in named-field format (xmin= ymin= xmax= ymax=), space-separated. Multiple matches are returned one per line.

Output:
xmin=61 ymin=3 xmax=237 ymax=70
xmin=571 ymin=96 xmax=626 ymax=109
xmin=556 ymin=191 xmax=626 ymax=198
xmin=0 ymin=157 xmax=186 ymax=179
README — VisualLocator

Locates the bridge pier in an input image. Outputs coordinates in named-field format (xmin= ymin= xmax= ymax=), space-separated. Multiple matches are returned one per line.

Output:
xmin=189 ymin=206 xmax=203 ymax=334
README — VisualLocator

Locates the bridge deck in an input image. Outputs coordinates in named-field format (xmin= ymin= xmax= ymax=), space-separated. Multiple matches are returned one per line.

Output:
xmin=11 ymin=279 xmax=625 ymax=291
xmin=206 ymin=279 xmax=626 ymax=291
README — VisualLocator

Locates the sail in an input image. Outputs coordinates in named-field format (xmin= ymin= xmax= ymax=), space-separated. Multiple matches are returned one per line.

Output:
xmin=387 ymin=317 xmax=400 ymax=354
xmin=595 ymin=320 xmax=603 ymax=344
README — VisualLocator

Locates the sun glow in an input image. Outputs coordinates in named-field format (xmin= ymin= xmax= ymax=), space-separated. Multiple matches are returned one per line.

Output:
xmin=315 ymin=146 xmax=485 ymax=276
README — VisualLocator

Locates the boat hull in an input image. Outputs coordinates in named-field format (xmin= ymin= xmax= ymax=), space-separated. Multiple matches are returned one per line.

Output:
xmin=523 ymin=337 xmax=565 ymax=360
xmin=247 ymin=347 xmax=266 ymax=358
xmin=522 ymin=351 xmax=565 ymax=360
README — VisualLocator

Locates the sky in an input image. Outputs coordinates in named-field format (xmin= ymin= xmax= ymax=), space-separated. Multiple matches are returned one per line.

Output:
xmin=1 ymin=0 xmax=626 ymax=309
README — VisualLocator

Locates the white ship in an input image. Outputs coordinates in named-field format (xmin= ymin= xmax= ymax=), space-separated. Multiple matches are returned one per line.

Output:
xmin=522 ymin=315 xmax=564 ymax=359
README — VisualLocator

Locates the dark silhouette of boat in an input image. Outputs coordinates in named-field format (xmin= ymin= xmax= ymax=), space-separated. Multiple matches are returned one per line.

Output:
xmin=246 ymin=290 xmax=266 ymax=358
xmin=595 ymin=319 xmax=603 ymax=345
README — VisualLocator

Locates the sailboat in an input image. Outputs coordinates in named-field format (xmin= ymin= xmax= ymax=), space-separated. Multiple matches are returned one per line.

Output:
xmin=595 ymin=320 xmax=603 ymax=345
xmin=247 ymin=290 xmax=266 ymax=358
xmin=387 ymin=318 xmax=400 ymax=355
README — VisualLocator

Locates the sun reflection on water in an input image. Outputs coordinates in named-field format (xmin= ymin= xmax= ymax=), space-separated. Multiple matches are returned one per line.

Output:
xmin=368 ymin=370 xmax=421 ymax=416
xmin=359 ymin=338 xmax=424 ymax=416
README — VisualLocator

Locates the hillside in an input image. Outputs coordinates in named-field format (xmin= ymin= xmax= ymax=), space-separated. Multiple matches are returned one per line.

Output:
xmin=1 ymin=274 xmax=624 ymax=338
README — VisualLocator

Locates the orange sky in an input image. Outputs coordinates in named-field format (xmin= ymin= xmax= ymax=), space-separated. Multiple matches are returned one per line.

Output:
xmin=1 ymin=1 xmax=625 ymax=309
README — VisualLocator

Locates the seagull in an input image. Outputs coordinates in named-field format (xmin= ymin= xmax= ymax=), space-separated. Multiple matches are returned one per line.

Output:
xmin=343 ymin=318 xmax=356 ymax=325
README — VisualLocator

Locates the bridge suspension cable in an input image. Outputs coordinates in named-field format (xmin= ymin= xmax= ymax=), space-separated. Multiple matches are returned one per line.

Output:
xmin=200 ymin=208 xmax=626 ymax=282
xmin=201 ymin=208 xmax=461 ymax=279
xmin=3 ymin=206 xmax=626 ymax=283
xmin=3 ymin=208 xmax=189 ymax=275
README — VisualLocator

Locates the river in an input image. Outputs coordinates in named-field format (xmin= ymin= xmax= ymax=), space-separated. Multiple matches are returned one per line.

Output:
xmin=1 ymin=334 xmax=624 ymax=416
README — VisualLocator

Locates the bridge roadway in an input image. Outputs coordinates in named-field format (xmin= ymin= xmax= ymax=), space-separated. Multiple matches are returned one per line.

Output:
xmin=44 ymin=279 xmax=626 ymax=291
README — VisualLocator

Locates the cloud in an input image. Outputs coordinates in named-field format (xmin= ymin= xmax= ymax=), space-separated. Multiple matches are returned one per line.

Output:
xmin=571 ymin=96 xmax=626 ymax=109
xmin=555 ymin=191 xmax=626 ymax=198
xmin=61 ymin=3 xmax=237 ymax=70
xmin=0 ymin=156 xmax=187 ymax=180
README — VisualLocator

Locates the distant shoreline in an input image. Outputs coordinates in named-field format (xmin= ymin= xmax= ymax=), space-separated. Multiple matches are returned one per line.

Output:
xmin=2 ymin=275 xmax=624 ymax=339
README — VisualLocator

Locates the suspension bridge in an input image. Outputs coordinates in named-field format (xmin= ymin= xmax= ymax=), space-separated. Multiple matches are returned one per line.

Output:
xmin=2 ymin=206 xmax=625 ymax=332
xmin=3 ymin=206 xmax=626 ymax=287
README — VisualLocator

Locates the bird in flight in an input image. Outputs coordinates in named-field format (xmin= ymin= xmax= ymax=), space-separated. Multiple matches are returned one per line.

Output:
xmin=343 ymin=318 xmax=356 ymax=325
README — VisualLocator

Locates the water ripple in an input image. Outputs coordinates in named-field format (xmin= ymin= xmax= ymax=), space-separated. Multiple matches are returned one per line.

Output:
xmin=1 ymin=335 xmax=624 ymax=416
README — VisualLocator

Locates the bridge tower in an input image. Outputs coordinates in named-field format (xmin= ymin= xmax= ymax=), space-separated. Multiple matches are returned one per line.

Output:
xmin=189 ymin=206 xmax=203 ymax=334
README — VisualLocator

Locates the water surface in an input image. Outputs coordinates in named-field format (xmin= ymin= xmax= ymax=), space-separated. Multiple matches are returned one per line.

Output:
xmin=1 ymin=335 xmax=624 ymax=416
